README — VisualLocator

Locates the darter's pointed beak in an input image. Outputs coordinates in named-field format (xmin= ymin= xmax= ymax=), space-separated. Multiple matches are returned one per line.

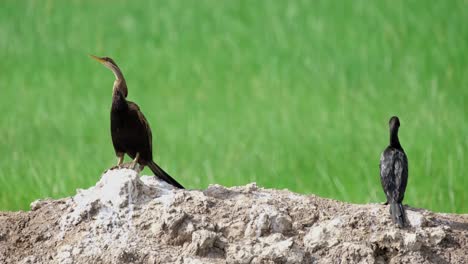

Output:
xmin=89 ymin=54 xmax=105 ymax=64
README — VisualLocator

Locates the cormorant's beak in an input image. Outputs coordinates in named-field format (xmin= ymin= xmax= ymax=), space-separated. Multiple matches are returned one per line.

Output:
xmin=89 ymin=54 xmax=105 ymax=64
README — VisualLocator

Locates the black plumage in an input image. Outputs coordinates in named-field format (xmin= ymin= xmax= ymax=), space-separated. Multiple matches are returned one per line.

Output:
xmin=379 ymin=116 xmax=408 ymax=227
xmin=91 ymin=55 xmax=184 ymax=189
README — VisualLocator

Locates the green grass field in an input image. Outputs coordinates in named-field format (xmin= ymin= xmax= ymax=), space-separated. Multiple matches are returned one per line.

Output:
xmin=0 ymin=1 xmax=467 ymax=213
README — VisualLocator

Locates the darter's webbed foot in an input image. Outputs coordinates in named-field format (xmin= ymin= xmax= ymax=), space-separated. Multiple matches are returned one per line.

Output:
xmin=104 ymin=164 xmax=123 ymax=173
xmin=105 ymin=162 xmax=142 ymax=173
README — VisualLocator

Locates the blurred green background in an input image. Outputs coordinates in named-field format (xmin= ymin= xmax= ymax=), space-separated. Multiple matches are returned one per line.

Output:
xmin=0 ymin=1 xmax=466 ymax=213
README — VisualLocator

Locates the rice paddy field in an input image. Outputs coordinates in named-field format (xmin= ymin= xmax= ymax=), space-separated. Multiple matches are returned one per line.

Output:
xmin=0 ymin=1 xmax=467 ymax=213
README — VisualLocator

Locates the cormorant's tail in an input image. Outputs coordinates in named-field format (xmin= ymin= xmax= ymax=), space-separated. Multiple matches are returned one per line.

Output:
xmin=148 ymin=160 xmax=184 ymax=189
xmin=390 ymin=202 xmax=406 ymax=228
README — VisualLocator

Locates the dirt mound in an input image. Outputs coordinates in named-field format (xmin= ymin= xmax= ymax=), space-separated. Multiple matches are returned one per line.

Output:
xmin=0 ymin=169 xmax=467 ymax=263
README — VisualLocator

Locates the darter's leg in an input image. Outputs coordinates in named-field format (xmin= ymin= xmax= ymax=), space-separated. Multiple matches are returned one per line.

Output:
xmin=117 ymin=152 xmax=124 ymax=166
xmin=131 ymin=152 xmax=140 ymax=170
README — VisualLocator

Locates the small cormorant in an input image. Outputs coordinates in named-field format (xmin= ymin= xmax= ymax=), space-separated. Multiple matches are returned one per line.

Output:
xmin=91 ymin=55 xmax=184 ymax=189
xmin=379 ymin=116 xmax=408 ymax=228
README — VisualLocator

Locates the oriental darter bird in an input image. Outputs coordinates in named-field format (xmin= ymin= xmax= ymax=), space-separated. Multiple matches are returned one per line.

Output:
xmin=379 ymin=116 xmax=408 ymax=227
xmin=91 ymin=55 xmax=184 ymax=189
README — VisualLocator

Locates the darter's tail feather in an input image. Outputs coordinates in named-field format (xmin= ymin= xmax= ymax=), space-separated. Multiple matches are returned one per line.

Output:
xmin=390 ymin=202 xmax=406 ymax=228
xmin=148 ymin=160 xmax=184 ymax=189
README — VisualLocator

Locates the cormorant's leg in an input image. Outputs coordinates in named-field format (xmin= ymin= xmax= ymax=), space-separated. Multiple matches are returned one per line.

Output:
xmin=131 ymin=153 xmax=140 ymax=170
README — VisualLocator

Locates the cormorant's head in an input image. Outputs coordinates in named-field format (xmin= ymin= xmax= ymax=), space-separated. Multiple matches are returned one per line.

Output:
xmin=389 ymin=116 xmax=400 ymax=130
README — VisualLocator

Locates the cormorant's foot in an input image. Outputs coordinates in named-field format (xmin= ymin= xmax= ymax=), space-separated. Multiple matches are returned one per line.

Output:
xmin=381 ymin=201 xmax=389 ymax=205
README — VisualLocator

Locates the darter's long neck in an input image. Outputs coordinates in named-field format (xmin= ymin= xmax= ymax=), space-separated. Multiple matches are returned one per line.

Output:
xmin=108 ymin=61 xmax=129 ymax=111
xmin=390 ymin=128 xmax=402 ymax=149
xmin=108 ymin=62 xmax=128 ymax=99
xmin=112 ymin=78 xmax=128 ymax=112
